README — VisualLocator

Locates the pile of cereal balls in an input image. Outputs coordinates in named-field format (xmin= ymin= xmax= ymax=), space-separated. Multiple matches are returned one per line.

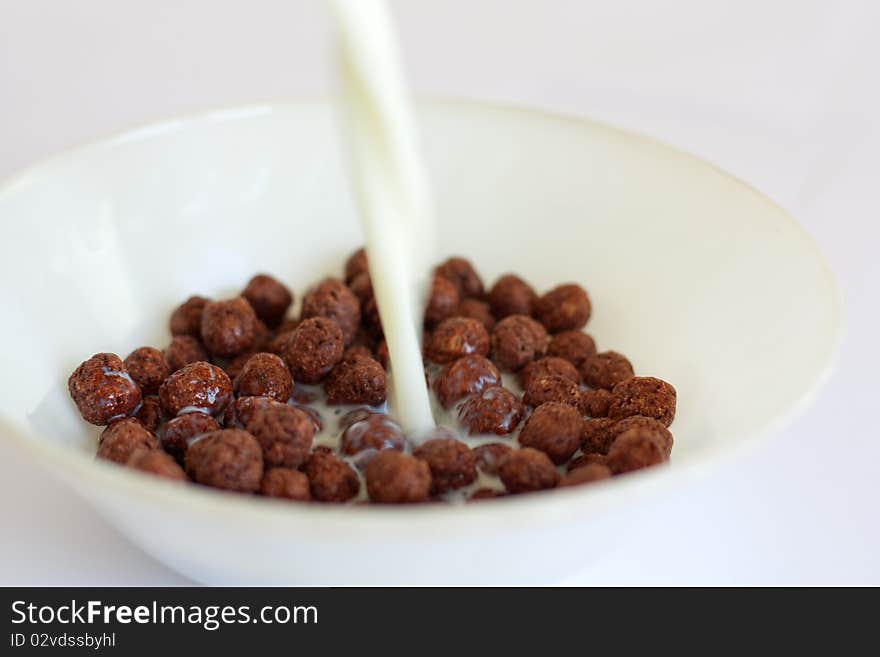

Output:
xmin=68 ymin=251 xmax=676 ymax=505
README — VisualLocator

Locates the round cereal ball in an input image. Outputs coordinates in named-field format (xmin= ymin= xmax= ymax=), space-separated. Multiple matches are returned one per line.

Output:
xmin=472 ymin=442 xmax=513 ymax=476
xmin=607 ymin=376 xmax=677 ymax=427
xmin=518 ymin=402 xmax=583 ymax=464
xmin=184 ymin=429 xmax=264 ymax=493
xmin=567 ymin=452 xmax=607 ymax=472
xmin=424 ymin=274 xmax=460 ymax=329
xmin=251 ymin=320 xmax=273 ymax=353
xmin=458 ymin=385 xmax=524 ymax=435
xmin=281 ymin=316 xmax=345 ymax=384
xmin=490 ymin=315 xmax=548 ymax=371
xmin=97 ymin=418 xmax=159 ymax=464
xmin=301 ymin=278 xmax=361 ymax=346
xmin=611 ymin=415 xmax=674 ymax=457
xmin=302 ymin=450 xmax=360 ymax=502
xmin=161 ymin=411 xmax=220 ymax=463
xmin=606 ymin=427 xmax=666 ymax=474
xmin=340 ymin=413 xmax=406 ymax=455
xmin=200 ymin=297 xmax=258 ymax=357
xmin=68 ymin=353 xmax=142 ymax=425
xmin=581 ymin=388 xmax=613 ymax=418
xmin=518 ymin=356 xmax=580 ymax=390
xmin=348 ymin=271 xmax=374 ymax=305
xmin=324 ymin=356 xmax=387 ymax=406
xmin=581 ymin=417 xmax=618 ymax=455
xmin=222 ymin=395 xmax=285 ymax=428
xmin=233 ymin=352 xmax=293 ymax=403
xmin=469 ymin=488 xmax=504 ymax=501
xmin=242 ymin=274 xmax=292 ymax=329
xmin=547 ymin=331 xmax=597 ymax=370
xmin=344 ymin=247 xmax=368 ymax=283
xmin=498 ymin=448 xmax=559 ymax=494
xmin=455 ymin=298 xmax=495 ymax=331
xmin=366 ymin=450 xmax=432 ymax=503
xmin=158 ymin=361 xmax=232 ymax=417
xmin=361 ymin=295 xmax=383 ymax=340
xmin=260 ymin=467 xmax=311 ymax=501
xmin=523 ymin=375 xmax=582 ymax=410
xmin=164 ymin=335 xmax=209 ymax=373
xmin=580 ymin=351 xmax=634 ymax=390
xmin=222 ymin=351 xmax=257 ymax=381
xmin=134 ymin=397 xmax=162 ymax=434
xmin=338 ymin=406 xmax=375 ymax=431
xmin=413 ymin=437 xmax=477 ymax=495
xmin=435 ymin=256 xmax=484 ymax=299
xmin=427 ymin=317 xmax=490 ymax=364
xmin=343 ymin=345 xmax=373 ymax=363
xmin=487 ymin=274 xmax=537 ymax=319
xmin=533 ymin=284 xmax=591 ymax=333
xmin=267 ymin=326 xmax=296 ymax=356
xmin=433 ymin=354 xmax=501 ymax=408
xmin=243 ymin=404 xmax=314 ymax=469
xmin=559 ymin=463 xmax=612 ymax=487
xmin=169 ymin=295 xmax=210 ymax=337
xmin=123 ymin=347 xmax=171 ymax=396
xmin=127 ymin=448 xmax=188 ymax=481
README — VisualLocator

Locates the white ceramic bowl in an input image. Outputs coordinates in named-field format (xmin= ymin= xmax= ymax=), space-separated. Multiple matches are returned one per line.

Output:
xmin=0 ymin=99 xmax=839 ymax=584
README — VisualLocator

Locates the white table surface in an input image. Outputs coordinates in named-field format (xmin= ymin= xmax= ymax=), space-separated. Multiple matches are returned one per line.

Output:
xmin=1 ymin=0 xmax=878 ymax=585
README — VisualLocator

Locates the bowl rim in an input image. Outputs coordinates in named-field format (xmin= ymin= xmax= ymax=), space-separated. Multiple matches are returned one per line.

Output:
xmin=0 ymin=96 xmax=843 ymax=536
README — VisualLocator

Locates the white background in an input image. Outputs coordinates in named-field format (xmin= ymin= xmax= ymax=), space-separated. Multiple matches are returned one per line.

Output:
xmin=1 ymin=0 xmax=878 ymax=585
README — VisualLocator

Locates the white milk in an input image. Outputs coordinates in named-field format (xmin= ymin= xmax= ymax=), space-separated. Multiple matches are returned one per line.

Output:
xmin=327 ymin=0 xmax=436 ymax=438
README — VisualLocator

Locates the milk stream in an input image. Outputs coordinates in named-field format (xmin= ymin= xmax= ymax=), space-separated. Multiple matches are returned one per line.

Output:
xmin=328 ymin=0 xmax=436 ymax=438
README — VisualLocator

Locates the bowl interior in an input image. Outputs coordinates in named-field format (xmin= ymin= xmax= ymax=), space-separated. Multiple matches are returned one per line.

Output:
xmin=0 ymin=99 xmax=838 ymax=509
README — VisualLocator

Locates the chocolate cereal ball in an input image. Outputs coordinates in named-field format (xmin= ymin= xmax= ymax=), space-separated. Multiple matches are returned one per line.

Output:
xmin=260 ymin=467 xmax=311 ymax=501
xmin=123 ymin=347 xmax=171 ymax=396
xmin=435 ymin=256 xmax=484 ymax=299
xmin=518 ymin=402 xmax=583 ymax=464
xmin=344 ymin=247 xmax=368 ymax=283
xmin=433 ymin=354 xmax=501 ymax=409
xmin=498 ymin=448 xmax=559 ymax=494
xmin=324 ymin=356 xmax=387 ymax=406
xmin=158 ymin=361 xmax=232 ymax=417
xmin=97 ymin=418 xmax=159 ymax=464
xmin=242 ymin=274 xmax=292 ymax=329
xmin=469 ymin=488 xmax=504 ymax=501
xmin=547 ymin=331 xmax=597 ymax=370
xmin=340 ymin=413 xmax=406 ymax=455
xmin=413 ymin=437 xmax=477 ymax=495
xmin=222 ymin=395 xmax=285 ymax=428
xmin=518 ymin=356 xmax=580 ymax=390
xmin=243 ymin=404 xmax=313 ymax=469
xmin=427 ymin=317 xmax=490 ymax=364
xmin=169 ymin=295 xmax=210 ymax=337
xmin=302 ymin=450 xmax=360 ymax=502
xmin=580 ymin=351 xmax=634 ymax=390
xmin=200 ymin=297 xmax=258 ymax=357
xmin=523 ymin=375 xmax=582 ymax=411
xmin=68 ymin=353 xmax=142 ymax=425
xmin=490 ymin=315 xmax=547 ymax=371
xmin=606 ymin=427 xmax=666 ymax=474
xmin=366 ymin=450 xmax=432 ymax=504
xmin=455 ymin=298 xmax=496 ymax=331
xmin=184 ymin=429 xmax=264 ymax=493
xmin=581 ymin=417 xmax=618 ymax=455
xmin=301 ymin=278 xmax=361 ymax=346
xmin=127 ymin=448 xmax=188 ymax=481
xmin=533 ymin=284 xmax=591 ymax=333
xmin=458 ymin=385 xmax=524 ymax=435
xmin=487 ymin=274 xmax=536 ymax=319
xmin=343 ymin=345 xmax=373 ymax=363
xmin=233 ymin=352 xmax=293 ymax=403
xmin=347 ymin=271 xmax=373 ymax=305
xmin=164 ymin=335 xmax=208 ymax=373
xmin=424 ymin=275 xmax=460 ymax=329
xmin=134 ymin=397 xmax=162 ymax=434
xmin=559 ymin=463 xmax=611 ymax=487
xmin=568 ymin=452 xmax=607 ymax=472
xmin=472 ymin=442 xmax=513 ymax=476
xmin=281 ymin=317 xmax=345 ymax=384
xmin=161 ymin=411 xmax=220 ymax=463
xmin=612 ymin=415 xmax=674 ymax=457
xmin=581 ymin=388 xmax=613 ymax=418
xmin=608 ymin=377 xmax=677 ymax=427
